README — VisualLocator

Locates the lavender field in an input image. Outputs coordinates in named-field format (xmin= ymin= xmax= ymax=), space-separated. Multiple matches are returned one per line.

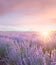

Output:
xmin=0 ymin=31 xmax=56 ymax=65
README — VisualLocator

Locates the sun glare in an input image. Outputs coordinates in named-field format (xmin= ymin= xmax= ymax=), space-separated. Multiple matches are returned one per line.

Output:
xmin=42 ymin=31 xmax=49 ymax=38
xmin=40 ymin=30 xmax=50 ymax=40
xmin=39 ymin=30 xmax=51 ymax=44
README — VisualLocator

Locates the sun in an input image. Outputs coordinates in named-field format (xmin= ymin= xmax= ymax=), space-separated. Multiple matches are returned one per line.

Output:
xmin=42 ymin=31 xmax=49 ymax=38
xmin=40 ymin=30 xmax=50 ymax=39
xmin=39 ymin=30 xmax=51 ymax=43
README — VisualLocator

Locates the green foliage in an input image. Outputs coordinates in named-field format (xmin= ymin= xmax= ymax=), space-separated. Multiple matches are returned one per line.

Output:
xmin=0 ymin=43 xmax=9 ymax=58
xmin=36 ymin=58 xmax=44 ymax=65
xmin=0 ymin=44 xmax=6 ymax=58
xmin=27 ymin=58 xmax=30 ymax=65
xmin=8 ymin=59 xmax=16 ymax=65
xmin=45 ymin=56 xmax=51 ymax=65
xmin=20 ymin=46 xmax=26 ymax=58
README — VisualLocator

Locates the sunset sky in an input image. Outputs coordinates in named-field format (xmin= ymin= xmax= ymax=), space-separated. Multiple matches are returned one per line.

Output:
xmin=0 ymin=0 xmax=56 ymax=31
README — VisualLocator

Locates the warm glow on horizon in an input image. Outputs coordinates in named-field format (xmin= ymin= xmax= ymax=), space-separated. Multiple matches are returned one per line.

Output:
xmin=41 ymin=31 xmax=50 ymax=38
xmin=39 ymin=30 xmax=51 ymax=43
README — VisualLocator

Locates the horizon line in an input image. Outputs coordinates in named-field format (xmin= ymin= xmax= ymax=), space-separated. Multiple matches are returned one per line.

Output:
xmin=0 ymin=25 xmax=56 ymax=31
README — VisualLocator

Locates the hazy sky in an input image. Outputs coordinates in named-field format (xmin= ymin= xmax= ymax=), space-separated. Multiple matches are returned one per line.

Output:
xmin=0 ymin=0 xmax=56 ymax=31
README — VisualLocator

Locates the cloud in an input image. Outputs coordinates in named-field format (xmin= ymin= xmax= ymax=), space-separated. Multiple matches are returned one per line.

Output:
xmin=0 ymin=0 xmax=56 ymax=14
xmin=0 ymin=0 xmax=56 ymax=30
